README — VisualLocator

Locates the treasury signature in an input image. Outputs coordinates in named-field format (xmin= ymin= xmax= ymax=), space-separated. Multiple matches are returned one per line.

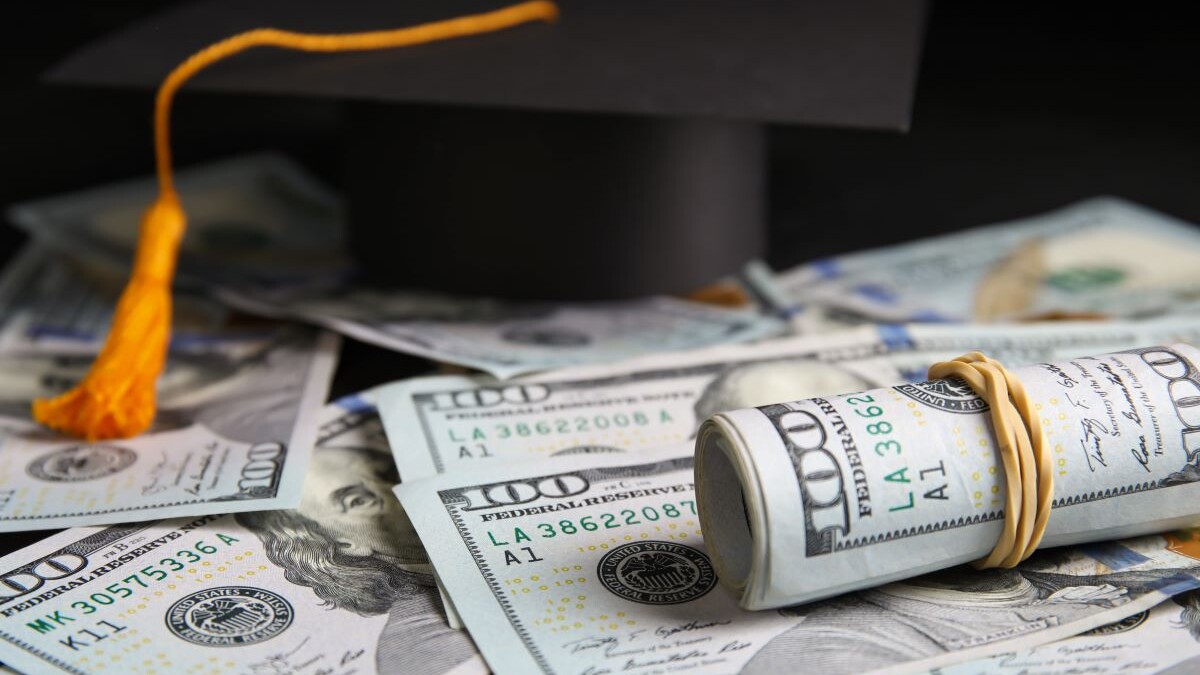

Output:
xmin=1079 ymin=418 xmax=1115 ymax=471
xmin=654 ymin=619 xmax=732 ymax=639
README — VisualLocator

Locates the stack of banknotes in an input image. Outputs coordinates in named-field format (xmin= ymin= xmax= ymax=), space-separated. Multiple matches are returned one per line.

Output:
xmin=3 ymin=155 xmax=1200 ymax=674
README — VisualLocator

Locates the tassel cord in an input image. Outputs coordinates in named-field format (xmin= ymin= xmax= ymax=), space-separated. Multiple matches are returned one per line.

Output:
xmin=34 ymin=1 xmax=559 ymax=439
xmin=153 ymin=1 xmax=560 ymax=196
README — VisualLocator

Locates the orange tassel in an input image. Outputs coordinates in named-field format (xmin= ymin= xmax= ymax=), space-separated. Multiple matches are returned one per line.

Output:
xmin=33 ymin=195 xmax=184 ymax=439
xmin=33 ymin=1 xmax=560 ymax=439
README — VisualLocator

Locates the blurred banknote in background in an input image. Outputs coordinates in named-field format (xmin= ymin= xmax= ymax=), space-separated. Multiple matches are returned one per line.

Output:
xmin=0 ymin=396 xmax=486 ymax=675
xmin=219 ymin=284 xmax=784 ymax=378
xmin=0 ymin=244 xmax=339 ymax=531
xmin=4 ymin=151 xmax=783 ymax=381
xmin=935 ymin=591 xmax=1200 ymax=675
xmin=6 ymin=153 xmax=350 ymax=288
xmin=751 ymin=197 xmax=1200 ymax=327
xmin=397 ymin=445 xmax=1200 ymax=675
xmin=377 ymin=317 xmax=1200 ymax=480
xmin=0 ymin=244 xmax=230 ymax=354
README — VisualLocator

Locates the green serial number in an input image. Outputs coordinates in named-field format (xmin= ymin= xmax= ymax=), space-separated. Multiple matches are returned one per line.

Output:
xmin=534 ymin=501 xmax=696 ymax=538
xmin=68 ymin=535 xmax=239 ymax=616
xmin=451 ymin=410 xmax=675 ymax=443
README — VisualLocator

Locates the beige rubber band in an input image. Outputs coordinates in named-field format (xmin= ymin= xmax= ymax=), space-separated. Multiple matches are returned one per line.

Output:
xmin=927 ymin=352 xmax=1052 ymax=568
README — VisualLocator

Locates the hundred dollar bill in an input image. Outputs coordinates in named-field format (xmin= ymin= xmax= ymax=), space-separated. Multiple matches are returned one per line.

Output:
xmin=377 ymin=318 xmax=1200 ymax=481
xmin=6 ymin=153 xmax=350 ymax=289
xmin=695 ymin=343 xmax=1200 ymax=609
xmin=753 ymin=197 xmax=1200 ymax=324
xmin=396 ymin=446 xmax=1200 ymax=675
xmin=0 ymin=247 xmax=340 ymax=531
xmin=218 ymin=283 xmax=783 ymax=379
xmin=934 ymin=590 xmax=1200 ymax=675
xmin=0 ymin=395 xmax=486 ymax=675
xmin=0 ymin=244 xmax=231 ymax=355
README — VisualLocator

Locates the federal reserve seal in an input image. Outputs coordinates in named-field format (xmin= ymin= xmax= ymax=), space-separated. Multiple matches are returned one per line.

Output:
xmin=166 ymin=587 xmax=293 ymax=646
xmin=1081 ymin=609 xmax=1149 ymax=635
xmin=26 ymin=445 xmax=136 ymax=482
xmin=895 ymin=377 xmax=988 ymax=414
xmin=598 ymin=541 xmax=716 ymax=604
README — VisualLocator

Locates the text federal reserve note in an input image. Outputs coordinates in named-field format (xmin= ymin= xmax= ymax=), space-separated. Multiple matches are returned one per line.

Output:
xmin=0 ymin=396 xmax=485 ymax=675
xmin=396 ymin=447 xmax=1200 ymax=675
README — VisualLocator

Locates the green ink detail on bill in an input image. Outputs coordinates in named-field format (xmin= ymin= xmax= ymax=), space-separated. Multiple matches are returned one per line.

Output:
xmin=1046 ymin=266 xmax=1126 ymax=292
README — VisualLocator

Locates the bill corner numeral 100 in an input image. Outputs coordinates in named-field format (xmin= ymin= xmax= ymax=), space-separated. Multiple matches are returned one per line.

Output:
xmin=459 ymin=474 xmax=590 ymax=511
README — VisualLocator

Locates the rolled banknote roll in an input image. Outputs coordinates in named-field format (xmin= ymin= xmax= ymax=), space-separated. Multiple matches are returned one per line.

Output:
xmin=696 ymin=343 xmax=1200 ymax=610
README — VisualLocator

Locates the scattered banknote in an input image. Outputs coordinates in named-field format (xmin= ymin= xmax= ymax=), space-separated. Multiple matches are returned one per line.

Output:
xmin=743 ymin=258 xmax=878 ymax=334
xmin=377 ymin=317 xmax=1200 ymax=481
xmin=218 ymin=283 xmax=784 ymax=379
xmin=0 ymin=395 xmax=486 ymax=675
xmin=751 ymin=197 xmax=1200 ymax=325
xmin=0 ymin=244 xmax=230 ymax=355
xmin=934 ymin=591 xmax=1200 ymax=675
xmin=6 ymin=153 xmax=350 ymax=289
xmin=396 ymin=445 xmax=1200 ymax=675
xmin=696 ymin=342 xmax=1200 ymax=609
xmin=0 ymin=245 xmax=340 ymax=531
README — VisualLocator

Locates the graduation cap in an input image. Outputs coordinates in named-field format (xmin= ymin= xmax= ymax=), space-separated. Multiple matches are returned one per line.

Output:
xmin=36 ymin=0 xmax=925 ymax=439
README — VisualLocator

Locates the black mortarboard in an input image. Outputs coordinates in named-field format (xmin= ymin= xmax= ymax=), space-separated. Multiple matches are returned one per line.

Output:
xmin=48 ymin=0 xmax=926 ymax=299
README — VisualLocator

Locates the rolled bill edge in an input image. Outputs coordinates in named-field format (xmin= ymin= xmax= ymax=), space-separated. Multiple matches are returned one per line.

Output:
xmin=697 ymin=343 xmax=1200 ymax=610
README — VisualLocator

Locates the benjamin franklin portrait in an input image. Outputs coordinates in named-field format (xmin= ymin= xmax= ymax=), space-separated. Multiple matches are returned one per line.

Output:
xmin=236 ymin=409 xmax=477 ymax=674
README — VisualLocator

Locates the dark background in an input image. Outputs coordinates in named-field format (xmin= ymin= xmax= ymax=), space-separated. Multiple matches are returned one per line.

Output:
xmin=0 ymin=2 xmax=1197 ymax=553
xmin=2 ymin=2 xmax=1197 ymax=268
